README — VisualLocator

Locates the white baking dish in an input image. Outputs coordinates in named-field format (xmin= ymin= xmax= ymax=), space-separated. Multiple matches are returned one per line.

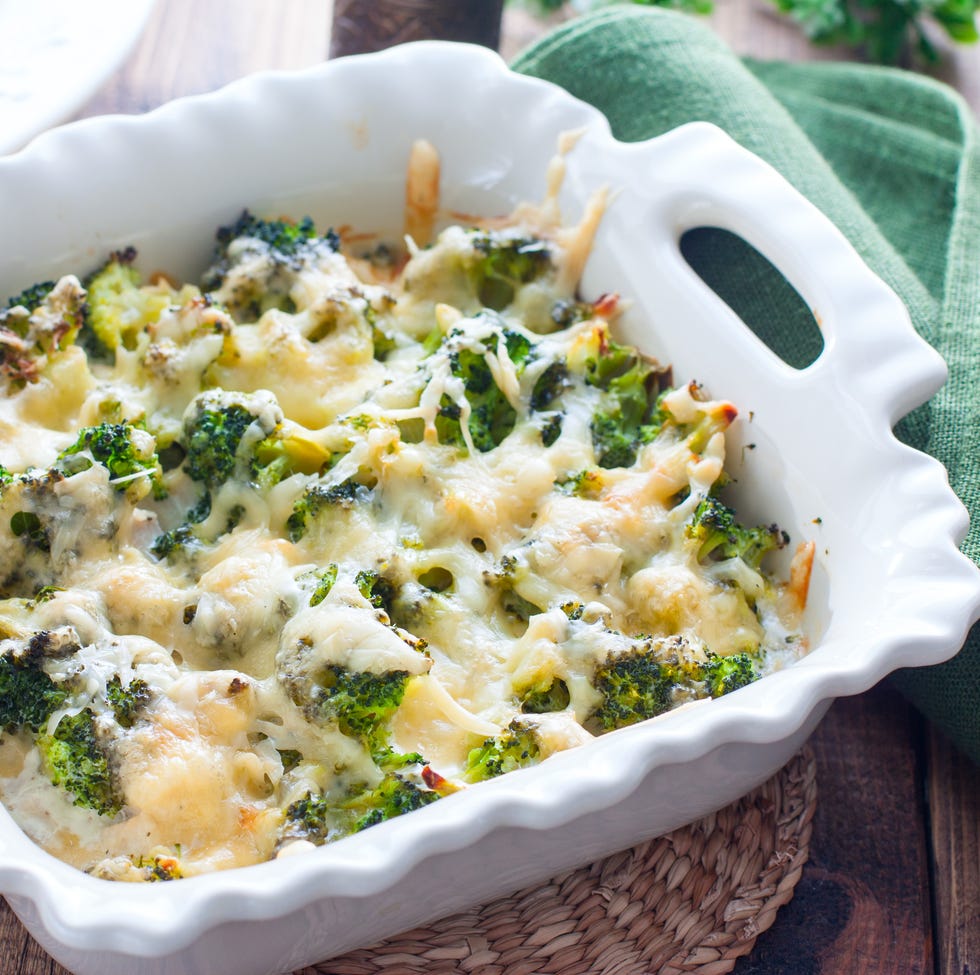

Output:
xmin=0 ymin=41 xmax=977 ymax=975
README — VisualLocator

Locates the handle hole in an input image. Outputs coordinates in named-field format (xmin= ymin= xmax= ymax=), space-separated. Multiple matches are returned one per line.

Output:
xmin=680 ymin=227 xmax=823 ymax=370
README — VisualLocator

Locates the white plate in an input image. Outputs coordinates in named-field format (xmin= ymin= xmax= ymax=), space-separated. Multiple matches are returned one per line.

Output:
xmin=0 ymin=0 xmax=156 ymax=156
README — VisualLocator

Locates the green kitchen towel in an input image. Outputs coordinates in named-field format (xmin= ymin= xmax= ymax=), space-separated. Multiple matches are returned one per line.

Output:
xmin=513 ymin=7 xmax=980 ymax=763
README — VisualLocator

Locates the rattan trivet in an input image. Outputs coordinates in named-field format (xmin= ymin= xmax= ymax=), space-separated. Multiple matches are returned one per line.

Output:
xmin=302 ymin=747 xmax=816 ymax=975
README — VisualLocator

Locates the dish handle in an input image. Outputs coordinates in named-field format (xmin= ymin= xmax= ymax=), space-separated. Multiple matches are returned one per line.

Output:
xmin=594 ymin=121 xmax=947 ymax=425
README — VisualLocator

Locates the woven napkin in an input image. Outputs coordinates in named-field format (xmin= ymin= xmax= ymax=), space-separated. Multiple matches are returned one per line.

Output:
xmin=512 ymin=7 xmax=980 ymax=764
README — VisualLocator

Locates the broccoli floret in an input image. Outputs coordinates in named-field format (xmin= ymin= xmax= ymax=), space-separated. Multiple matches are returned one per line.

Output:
xmin=579 ymin=336 xmax=673 ymax=469
xmin=150 ymin=522 xmax=199 ymax=561
xmin=6 ymin=282 xmax=56 ymax=313
xmin=315 ymin=665 xmax=411 ymax=747
xmin=519 ymin=679 xmax=570 ymax=714
xmin=0 ymin=276 xmax=85 ymax=385
xmin=282 ymin=790 xmax=337 ymax=845
xmin=530 ymin=359 xmax=569 ymax=411
xmin=0 ymin=652 xmax=70 ymax=732
xmin=84 ymin=249 xmax=174 ymax=353
xmin=105 ymin=675 xmax=151 ymax=729
xmin=463 ymin=719 xmax=541 ymax=782
xmin=283 ymin=770 xmax=441 ymax=845
xmin=213 ymin=212 xmax=329 ymax=258
xmin=184 ymin=404 xmax=256 ymax=490
xmin=590 ymin=638 xmax=763 ymax=731
xmin=686 ymin=495 xmax=788 ymax=570
xmin=433 ymin=327 xmax=534 ymax=453
xmin=354 ymin=569 xmax=397 ymax=613
xmin=591 ymin=647 xmax=675 ymax=730
xmin=201 ymin=211 xmax=341 ymax=319
xmin=149 ymin=491 xmax=214 ymax=562
xmin=550 ymin=298 xmax=594 ymax=329
xmin=556 ymin=469 xmax=604 ymax=499
xmin=9 ymin=510 xmax=49 ymax=552
xmin=539 ymin=413 xmax=563 ymax=447
xmin=305 ymin=564 xmax=339 ymax=607
xmin=181 ymin=390 xmax=327 ymax=498
xmin=37 ymin=709 xmax=122 ymax=816
xmin=703 ymin=652 xmax=758 ymax=697
xmin=469 ymin=231 xmax=553 ymax=310
xmin=286 ymin=476 xmax=373 ymax=542
xmin=59 ymin=423 xmax=163 ymax=495
xmin=347 ymin=773 xmax=441 ymax=831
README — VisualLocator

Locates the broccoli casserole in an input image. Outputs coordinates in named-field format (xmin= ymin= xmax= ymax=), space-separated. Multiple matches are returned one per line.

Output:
xmin=0 ymin=143 xmax=811 ymax=881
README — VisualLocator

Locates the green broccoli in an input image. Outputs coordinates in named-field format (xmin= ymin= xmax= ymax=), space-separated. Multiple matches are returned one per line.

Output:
xmin=183 ymin=403 xmax=257 ymax=490
xmin=550 ymin=298 xmax=595 ymax=329
xmin=305 ymin=564 xmax=339 ymax=607
xmin=5 ymin=282 xmax=56 ymax=312
xmin=469 ymin=231 xmax=553 ymax=310
xmin=354 ymin=569 xmax=397 ymax=613
xmin=201 ymin=211 xmax=341 ymax=320
xmin=530 ymin=359 xmax=569 ymax=411
xmin=703 ymin=652 xmax=758 ymax=697
xmin=281 ymin=790 xmax=338 ymax=845
xmin=287 ymin=477 xmax=373 ymax=542
xmin=282 ymin=770 xmax=441 ymax=845
xmin=686 ymin=495 xmax=788 ymax=570
xmin=315 ymin=665 xmax=411 ymax=747
xmin=519 ymin=678 xmax=570 ymax=714
xmin=590 ymin=639 xmax=762 ymax=731
xmin=59 ymin=423 xmax=163 ymax=495
xmin=591 ymin=646 xmax=676 ymax=730
xmin=212 ymin=211 xmax=334 ymax=262
xmin=150 ymin=492 xmax=212 ymax=561
xmin=105 ymin=675 xmax=151 ymax=729
xmin=37 ymin=709 xmax=122 ymax=816
xmin=463 ymin=719 xmax=541 ymax=782
xmin=580 ymin=336 xmax=673 ymax=469
xmin=9 ymin=510 xmax=50 ymax=552
xmin=346 ymin=772 xmax=441 ymax=831
xmin=433 ymin=327 xmax=534 ymax=453
xmin=84 ymin=249 xmax=173 ymax=353
xmin=0 ymin=652 xmax=70 ymax=732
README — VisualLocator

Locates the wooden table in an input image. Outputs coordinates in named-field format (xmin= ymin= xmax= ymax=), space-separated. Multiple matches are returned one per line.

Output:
xmin=1 ymin=3 xmax=977 ymax=973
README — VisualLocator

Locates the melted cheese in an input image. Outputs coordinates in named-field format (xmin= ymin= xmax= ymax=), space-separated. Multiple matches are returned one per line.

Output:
xmin=0 ymin=154 xmax=810 ymax=881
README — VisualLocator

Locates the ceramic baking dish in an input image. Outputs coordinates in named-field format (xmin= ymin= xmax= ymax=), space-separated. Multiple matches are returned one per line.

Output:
xmin=0 ymin=41 xmax=977 ymax=975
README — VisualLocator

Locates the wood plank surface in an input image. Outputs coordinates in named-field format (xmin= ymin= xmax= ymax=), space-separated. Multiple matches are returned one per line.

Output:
xmin=0 ymin=3 xmax=976 ymax=974
xmin=929 ymin=726 xmax=980 ymax=975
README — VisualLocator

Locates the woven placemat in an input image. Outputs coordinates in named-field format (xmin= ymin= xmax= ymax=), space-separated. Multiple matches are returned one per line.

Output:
xmin=303 ymin=747 xmax=816 ymax=975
